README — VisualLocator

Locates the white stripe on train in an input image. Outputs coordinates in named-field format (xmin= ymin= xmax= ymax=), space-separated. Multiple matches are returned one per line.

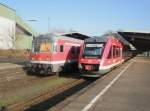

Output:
xmin=99 ymin=59 xmax=124 ymax=70
xmin=31 ymin=60 xmax=77 ymax=65
xmin=31 ymin=59 xmax=124 ymax=70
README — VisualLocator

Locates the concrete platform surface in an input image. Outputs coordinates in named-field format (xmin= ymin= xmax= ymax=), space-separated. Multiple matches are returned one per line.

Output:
xmin=61 ymin=58 xmax=150 ymax=111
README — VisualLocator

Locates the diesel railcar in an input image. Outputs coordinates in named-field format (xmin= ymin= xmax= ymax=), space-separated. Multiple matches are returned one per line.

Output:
xmin=30 ymin=33 xmax=83 ymax=74
xmin=79 ymin=34 xmax=133 ymax=77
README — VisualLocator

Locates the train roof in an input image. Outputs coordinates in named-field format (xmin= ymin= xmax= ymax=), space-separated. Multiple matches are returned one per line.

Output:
xmin=117 ymin=31 xmax=150 ymax=51
xmin=85 ymin=35 xmax=109 ymax=43
xmin=85 ymin=32 xmax=131 ymax=46
xmin=33 ymin=33 xmax=83 ymax=43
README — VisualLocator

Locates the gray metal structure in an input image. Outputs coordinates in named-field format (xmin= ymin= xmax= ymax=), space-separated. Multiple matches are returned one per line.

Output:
xmin=118 ymin=31 xmax=150 ymax=51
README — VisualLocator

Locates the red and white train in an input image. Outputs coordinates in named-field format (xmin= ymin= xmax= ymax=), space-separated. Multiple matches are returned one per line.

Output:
xmin=30 ymin=33 xmax=83 ymax=74
xmin=79 ymin=34 xmax=134 ymax=77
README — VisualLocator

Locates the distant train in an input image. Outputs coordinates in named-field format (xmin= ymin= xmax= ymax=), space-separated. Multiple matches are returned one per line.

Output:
xmin=30 ymin=33 xmax=83 ymax=74
xmin=79 ymin=34 xmax=135 ymax=77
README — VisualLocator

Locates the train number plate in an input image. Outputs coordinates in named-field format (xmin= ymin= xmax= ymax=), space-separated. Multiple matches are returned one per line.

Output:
xmin=85 ymin=65 xmax=92 ymax=70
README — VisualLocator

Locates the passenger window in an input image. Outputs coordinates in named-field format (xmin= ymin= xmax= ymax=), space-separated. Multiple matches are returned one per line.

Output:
xmin=120 ymin=48 xmax=122 ymax=57
xmin=55 ymin=45 xmax=57 ymax=52
xmin=53 ymin=43 xmax=57 ymax=52
xmin=118 ymin=47 xmax=120 ymax=57
xmin=113 ymin=45 xmax=116 ymax=58
xmin=76 ymin=47 xmax=80 ymax=54
xmin=116 ymin=47 xmax=119 ymax=57
xmin=71 ymin=46 xmax=75 ymax=54
xmin=108 ymin=46 xmax=112 ymax=59
xmin=60 ymin=45 xmax=64 ymax=52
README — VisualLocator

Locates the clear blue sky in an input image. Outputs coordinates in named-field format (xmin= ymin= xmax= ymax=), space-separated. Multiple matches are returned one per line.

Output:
xmin=0 ymin=0 xmax=150 ymax=35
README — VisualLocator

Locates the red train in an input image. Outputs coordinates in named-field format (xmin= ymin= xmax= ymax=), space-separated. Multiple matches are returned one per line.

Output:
xmin=30 ymin=33 xmax=83 ymax=74
xmin=79 ymin=34 xmax=134 ymax=77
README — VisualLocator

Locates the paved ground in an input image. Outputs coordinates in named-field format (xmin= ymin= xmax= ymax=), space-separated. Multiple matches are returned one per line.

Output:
xmin=61 ymin=57 xmax=150 ymax=111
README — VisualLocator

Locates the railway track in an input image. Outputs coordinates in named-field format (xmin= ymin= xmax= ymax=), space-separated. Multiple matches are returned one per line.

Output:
xmin=0 ymin=62 xmax=93 ymax=111
xmin=7 ymin=78 xmax=86 ymax=111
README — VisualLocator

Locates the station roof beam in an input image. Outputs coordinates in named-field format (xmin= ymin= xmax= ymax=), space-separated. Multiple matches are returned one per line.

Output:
xmin=118 ymin=31 xmax=150 ymax=51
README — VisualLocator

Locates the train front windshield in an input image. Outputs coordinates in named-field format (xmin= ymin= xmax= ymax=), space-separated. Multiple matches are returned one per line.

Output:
xmin=83 ymin=44 xmax=104 ymax=58
xmin=32 ymin=39 xmax=52 ymax=53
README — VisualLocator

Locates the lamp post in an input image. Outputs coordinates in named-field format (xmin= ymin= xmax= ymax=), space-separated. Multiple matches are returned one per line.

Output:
xmin=28 ymin=19 xmax=38 ymax=36
xmin=28 ymin=19 xmax=37 ymax=22
xmin=28 ymin=19 xmax=38 ymax=32
xmin=28 ymin=19 xmax=38 ymax=50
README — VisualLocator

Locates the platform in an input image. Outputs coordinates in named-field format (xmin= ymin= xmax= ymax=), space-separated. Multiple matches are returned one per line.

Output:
xmin=61 ymin=57 xmax=150 ymax=111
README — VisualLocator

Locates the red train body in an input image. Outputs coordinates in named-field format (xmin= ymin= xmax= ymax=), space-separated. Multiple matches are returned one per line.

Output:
xmin=30 ymin=33 xmax=83 ymax=74
xmin=79 ymin=34 xmax=133 ymax=77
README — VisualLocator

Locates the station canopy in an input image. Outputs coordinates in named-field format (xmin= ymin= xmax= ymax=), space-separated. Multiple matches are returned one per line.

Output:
xmin=118 ymin=31 xmax=150 ymax=51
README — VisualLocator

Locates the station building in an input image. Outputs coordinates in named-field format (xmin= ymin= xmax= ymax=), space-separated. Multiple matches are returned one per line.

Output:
xmin=0 ymin=3 xmax=36 ymax=49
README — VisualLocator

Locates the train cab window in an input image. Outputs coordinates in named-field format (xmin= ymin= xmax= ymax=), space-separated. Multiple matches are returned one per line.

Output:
xmin=83 ymin=43 xmax=104 ymax=58
xmin=60 ymin=45 xmax=64 ymax=52
xmin=33 ymin=39 xmax=51 ymax=53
